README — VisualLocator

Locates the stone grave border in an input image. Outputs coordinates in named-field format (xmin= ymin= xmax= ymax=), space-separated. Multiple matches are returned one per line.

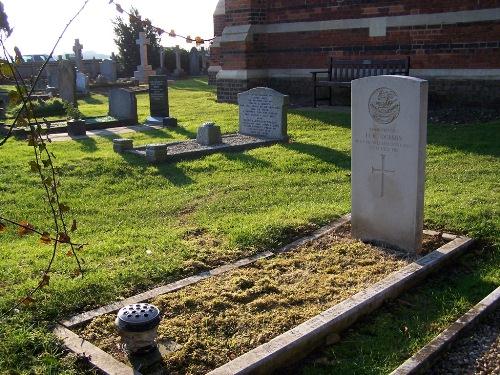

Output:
xmin=53 ymin=214 xmax=474 ymax=375
xmin=124 ymin=134 xmax=287 ymax=164
xmin=0 ymin=117 xmax=137 ymax=139
xmin=390 ymin=286 xmax=500 ymax=375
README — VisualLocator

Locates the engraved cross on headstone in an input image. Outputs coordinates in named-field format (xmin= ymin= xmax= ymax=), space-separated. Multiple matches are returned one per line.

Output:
xmin=371 ymin=154 xmax=395 ymax=197
xmin=136 ymin=32 xmax=150 ymax=69
xmin=73 ymin=39 xmax=83 ymax=72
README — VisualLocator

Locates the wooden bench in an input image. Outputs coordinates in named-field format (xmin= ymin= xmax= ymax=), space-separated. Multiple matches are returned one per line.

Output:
xmin=311 ymin=57 xmax=410 ymax=107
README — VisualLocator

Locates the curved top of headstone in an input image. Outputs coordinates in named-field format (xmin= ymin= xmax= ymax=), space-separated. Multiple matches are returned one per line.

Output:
xmin=237 ymin=87 xmax=289 ymax=105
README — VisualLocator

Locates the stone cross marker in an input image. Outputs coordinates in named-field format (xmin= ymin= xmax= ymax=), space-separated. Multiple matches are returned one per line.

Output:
xmin=73 ymin=39 xmax=84 ymax=72
xmin=238 ymin=87 xmax=289 ymax=140
xmin=133 ymin=32 xmax=154 ymax=83
xmin=351 ymin=75 xmax=428 ymax=253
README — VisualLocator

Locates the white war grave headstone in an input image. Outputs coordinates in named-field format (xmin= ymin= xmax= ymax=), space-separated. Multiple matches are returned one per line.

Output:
xmin=238 ymin=87 xmax=289 ymax=141
xmin=351 ymin=75 xmax=428 ymax=253
xmin=133 ymin=32 xmax=155 ymax=83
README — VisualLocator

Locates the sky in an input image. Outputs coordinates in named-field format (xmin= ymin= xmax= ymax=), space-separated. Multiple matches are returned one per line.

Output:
xmin=2 ymin=0 xmax=219 ymax=57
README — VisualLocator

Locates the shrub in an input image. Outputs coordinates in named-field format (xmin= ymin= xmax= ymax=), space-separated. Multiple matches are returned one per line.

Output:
xmin=11 ymin=98 xmax=66 ymax=118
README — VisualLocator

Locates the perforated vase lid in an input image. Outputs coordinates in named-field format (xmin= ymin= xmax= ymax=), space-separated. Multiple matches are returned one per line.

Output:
xmin=116 ymin=303 xmax=161 ymax=332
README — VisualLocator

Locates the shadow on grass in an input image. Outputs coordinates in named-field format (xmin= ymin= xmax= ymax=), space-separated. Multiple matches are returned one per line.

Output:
xmin=284 ymin=142 xmax=351 ymax=169
xmin=120 ymin=152 xmax=194 ymax=186
xmin=73 ymin=137 xmax=98 ymax=152
xmin=293 ymin=107 xmax=500 ymax=158
xmin=169 ymin=126 xmax=197 ymax=139
xmin=222 ymin=152 xmax=273 ymax=168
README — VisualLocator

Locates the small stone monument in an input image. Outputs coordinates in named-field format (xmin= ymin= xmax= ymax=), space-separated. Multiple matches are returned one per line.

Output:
xmin=238 ymin=87 xmax=289 ymax=140
xmin=351 ymin=75 xmax=428 ymax=253
xmin=200 ymin=47 xmax=208 ymax=74
xmin=58 ymin=60 xmax=76 ymax=105
xmin=109 ymin=88 xmax=138 ymax=123
xmin=173 ymin=45 xmax=185 ymax=77
xmin=159 ymin=48 xmax=166 ymax=74
xmin=197 ymin=122 xmax=222 ymax=146
xmin=100 ymin=59 xmax=117 ymax=82
xmin=146 ymin=75 xmax=177 ymax=126
xmin=113 ymin=138 xmax=134 ymax=153
xmin=189 ymin=47 xmax=200 ymax=76
xmin=146 ymin=144 xmax=169 ymax=163
xmin=133 ymin=32 xmax=155 ymax=83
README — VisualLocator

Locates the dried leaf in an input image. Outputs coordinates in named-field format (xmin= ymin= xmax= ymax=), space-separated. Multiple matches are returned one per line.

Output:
xmin=20 ymin=296 xmax=35 ymax=306
xmin=66 ymin=249 xmax=73 ymax=257
xmin=18 ymin=221 xmax=34 ymax=236
xmin=70 ymin=219 xmax=77 ymax=232
xmin=0 ymin=222 xmax=6 ymax=233
xmin=71 ymin=268 xmax=81 ymax=278
xmin=39 ymin=232 xmax=51 ymax=245
xmin=58 ymin=232 xmax=70 ymax=244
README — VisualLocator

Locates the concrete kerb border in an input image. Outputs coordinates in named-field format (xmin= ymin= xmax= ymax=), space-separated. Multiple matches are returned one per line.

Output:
xmin=390 ymin=286 xmax=500 ymax=375
xmin=53 ymin=215 xmax=474 ymax=375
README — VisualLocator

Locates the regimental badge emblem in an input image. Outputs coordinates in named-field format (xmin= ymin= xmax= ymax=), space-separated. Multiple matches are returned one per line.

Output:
xmin=368 ymin=87 xmax=400 ymax=124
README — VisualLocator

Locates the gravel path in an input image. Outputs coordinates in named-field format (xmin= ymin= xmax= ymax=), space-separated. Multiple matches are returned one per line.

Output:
xmin=430 ymin=310 xmax=499 ymax=374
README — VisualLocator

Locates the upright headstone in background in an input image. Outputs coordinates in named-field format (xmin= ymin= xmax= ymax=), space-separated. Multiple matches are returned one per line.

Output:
xmin=351 ymin=75 xmax=428 ymax=253
xmin=200 ymin=47 xmax=208 ymax=74
xmin=189 ymin=47 xmax=200 ymax=76
xmin=46 ymin=64 xmax=59 ymax=88
xmin=73 ymin=39 xmax=84 ymax=72
xmin=238 ymin=87 xmax=289 ymax=140
xmin=100 ymin=59 xmax=117 ymax=82
xmin=58 ymin=60 xmax=76 ymax=105
xmin=108 ymin=88 xmax=138 ymax=123
xmin=133 ymin=32 xmax=155 ymax=83
xmin=159 ymin=48 xmax=165 ymax=73
xmin=76 ymin=72 xmax=89 ymax=94
xmin=173 ymin=45 xmax=185 ymax=77
xmin=146 ymin=75 xmax=177 ymax=126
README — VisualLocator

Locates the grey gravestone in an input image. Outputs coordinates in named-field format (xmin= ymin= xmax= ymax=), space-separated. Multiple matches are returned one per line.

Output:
xmin=76 ymin=72 xmax=89 ymax=94
xmin=146 ymin=75 xmax=177 ymax=126
xmin=173 ymin=45 xmax=185 ymax=77
xmin=73 ymin=39 xmax=84 ymax=72
xmin=238 ymin=87 xmax=289 ymax=140
xmin=58 ymin=60 xmax=76 ymax=105
xmin=197 ymin=122 xmax=222 ymax=146
xmin=100 ymin=59 xmax=117 ymax=82
xmin=108 ymin=88 xmax=138 ymax=123
xmin=189 ymin=47 xmax=200 ymax=76
xmin=46 ymin=64 xmax=59 ymax=88
xmin=351 ymin=75 xmax=428 ymax=253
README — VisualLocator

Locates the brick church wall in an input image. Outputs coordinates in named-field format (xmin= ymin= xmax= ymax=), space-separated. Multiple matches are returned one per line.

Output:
xmin=210 ymin=0 xmax=500 ymax=105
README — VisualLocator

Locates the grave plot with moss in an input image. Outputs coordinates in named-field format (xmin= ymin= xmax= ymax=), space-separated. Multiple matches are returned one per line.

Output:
xmin=78 ymin=226 xmax=448 ymax=374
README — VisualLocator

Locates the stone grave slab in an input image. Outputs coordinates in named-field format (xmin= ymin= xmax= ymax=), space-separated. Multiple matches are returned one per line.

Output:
xmin=238 ymin=87 xmax=289 ymax=141
xmin=351 ymin=75 xmax=428 ymax=253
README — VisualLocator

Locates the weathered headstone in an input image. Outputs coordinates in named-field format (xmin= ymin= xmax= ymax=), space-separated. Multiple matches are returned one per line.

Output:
xmin=113 ymin=138 xmax=134 ymax=153
xmin=351 ymin=75 xmax=428 ymax=253
xmin=200 ymin=47 xmax=208 ymax=74
xmin=173 ymin=45 xmax=185 ymax=77
xmin=58 ymin=60 xmax=76 ymax=105
xmin=238 ymin=87 xmax=289 ymax=140
xmin=46 ymin=64 xmax=59 ymax=88
xmin=73 ymin=39 xmax=84 ymax=72
xmin=76 ymin=72 xmax=89 ymax=94
xmin=133 ymin=32 xmax=155 ymax=83
xmin=189 ymin=47 xmax=200 ymax=76
xmin=146 ymin=75 xmax=177 ymax=126
xmin=100 ymin=59 xmax=117 ymax=82
xmin=108 ymin=88 xmax=138 ymax=123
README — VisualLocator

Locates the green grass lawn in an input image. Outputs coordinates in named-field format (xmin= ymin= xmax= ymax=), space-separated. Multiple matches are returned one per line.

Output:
xmin=0 ymin=78 xmax=498 ymax=374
